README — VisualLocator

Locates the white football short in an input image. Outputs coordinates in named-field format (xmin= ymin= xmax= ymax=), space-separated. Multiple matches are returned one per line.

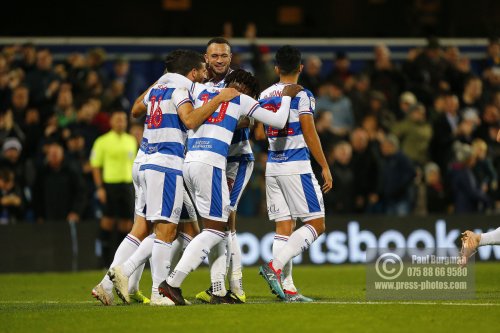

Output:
xmin=132 ymin=162 xmax=146 ymax=217
xmin=265 ymin=173 xmax=325 ymax=222
xmin=183 ymin=161 xmax=230 ymax=222
xmin=226 ymin=160 xmax=254 ymax=211
xmin=142 ymin=165 xmax=184 ymax=223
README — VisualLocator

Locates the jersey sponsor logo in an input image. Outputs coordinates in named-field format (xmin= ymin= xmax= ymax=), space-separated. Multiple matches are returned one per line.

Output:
xmin=269 ymin=153 xmax=288 ymax=162
xmin=190 ymin=140 xmax=212 ymax=149
xmin=266 ymin=124 xmax=294 ymax=138
xmin=262 ymin=102 xmax=281 ymax=113
xmin=148 ymin=95 xmax=163 ymax=129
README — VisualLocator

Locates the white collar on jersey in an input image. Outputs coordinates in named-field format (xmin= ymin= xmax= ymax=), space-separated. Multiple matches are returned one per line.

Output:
xmin=157 ymin=73 xmax=194 ymax=90
xmin=206 ymin=68 xmax=233 ymax=87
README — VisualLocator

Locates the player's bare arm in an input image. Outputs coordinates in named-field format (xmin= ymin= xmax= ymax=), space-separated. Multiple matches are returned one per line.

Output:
xmin=497 ymin=129 xmax=500 ymax=143
xmin=131 ymin=82 xmax=157 ymax=118
xmin=253 ymin=121 xmax=266 ymax=140
xmin=91 ymin=167 xmax=106 ymax=204
xmin=177 ymin=87 xmax=240 ymax=129
xmin=300 ymin=114 xmax=333 ymax=193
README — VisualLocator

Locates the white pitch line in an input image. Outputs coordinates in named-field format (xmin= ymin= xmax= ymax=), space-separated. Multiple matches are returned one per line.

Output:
xmin=0 ymin=300 xmax=499 ymax=306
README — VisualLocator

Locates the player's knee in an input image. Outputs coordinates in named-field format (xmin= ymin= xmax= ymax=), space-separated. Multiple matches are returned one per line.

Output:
xmin=202 ymin=219 xmax=226 ymax=232
xmin=129 ymin=217 xmax=149 ymax=240
xmin=154 ymin=222 xmax=178 ymax=242
xmin=275 ymin=219 xmax=294 ymax=236
xmin=306 ymin=218 xmax=325 ymax=236
xmin=179 ymin=221 xmax=200 ymax=238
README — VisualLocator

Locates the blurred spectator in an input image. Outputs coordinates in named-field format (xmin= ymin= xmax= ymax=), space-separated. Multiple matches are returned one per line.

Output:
xmin=299 ymin=55 xmax=323 ymax=95
xmin=367 ymin=90 xmax=396 ymax=131
xmin=0 ymin=110 xmax=25 ymax=143
xmin=456 ymin=109 xmax=480 ymax=144
xmin=12 ymin=43 xmax=37 ymax=74
xmin=327 ymin=142 xmax=355 ymax=214
xmin=350 ymin=128 xmax=379 ymax=212
xmin=316 ymin=80 xmax=355 ymax=137
xmin=424 ymin=162 xmax=448 ymax=214
xmin=101 ymin=80 xmax=130 ymax=113
xmin=460 ymin=75 xmax=483 ymax=115
xmin=378 ymin=134 xmax=416 ymax=216
xmin=392 ymin=102 xmax=433 ymax=166
xmin=404 ymin=37 xmax=448 ymax=105
xmin=65 ymin=131 xmax=93 ymax=220
xmin=246 ymin=26 xmax=277 ymax=89
xmin=430 ymin=93 xmax=460 ymax=174
xmin=68 ymin=99 xmax=100 ymax=156
xmin=21 ymin=107 xmax=43 ymax=158
xmin=0 ymin=168 xmax=22 ymax=225
xmin=326 ymin=51 xmax=355 ymax=91
xmin=472 ymin=138 xmax=498 ymax=197
xmin=78 ymin=70 xmax=104 ymax=102
xmin=0 ymin=137 xmax=33 ymax=194
xmin=361 ymin=114 xmax=385 ymax=144
xmin=52 ymin=83 xmax=77 ymax=127
xmin=481 ymin=37 xmax=500 ymax=91
xmin=449 ymin=141 xmax=490 ymax=213
xmin=348 ymin=73 xmax=371 ymax=124
xmin=9 ymin=85 xmax=30 ymax=124
xmin=66 ymin=53 xmax=88 ymax=101
xmin=24 ymin=48 xmax=60 ymax=113
xmin=474 ymin=104 xmax=500 ymax=144
xmin=86 ymin=48 xmax=108 ymax=87
xmin=443 ymin=46 xmax=471 ymax=95
xmin=397 ymin=91 xmax=417 ymax=120
xmin=428 ymin=93 xmax=446 ymax=123
xmin=109 ymin=57 xmax=146 ymax=105
xmin=314 ymin=111 xmax=339 ymax=153
xmin=34 ymin=141 xmax=86 ymax=223
xmin=367 ymin=44 xmax=406 ymax=111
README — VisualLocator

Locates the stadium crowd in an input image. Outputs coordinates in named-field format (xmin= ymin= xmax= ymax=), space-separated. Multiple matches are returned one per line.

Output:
xmin=0 ymin=36 xmax=499 ymax=224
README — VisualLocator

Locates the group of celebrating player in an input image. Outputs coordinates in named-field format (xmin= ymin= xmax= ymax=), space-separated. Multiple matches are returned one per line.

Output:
xmin=90 ymin=37 xmax=332 ymax=306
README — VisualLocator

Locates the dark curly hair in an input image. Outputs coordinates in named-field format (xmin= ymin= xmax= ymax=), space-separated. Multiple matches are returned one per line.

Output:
xmin=224 ymin=69 xmax=259 ymax=99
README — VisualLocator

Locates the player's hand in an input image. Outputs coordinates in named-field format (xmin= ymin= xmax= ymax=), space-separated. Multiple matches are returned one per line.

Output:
xmin=282 ymin=84 xmax=303 ymax=98
xmin=96 ymin=187 xmax=106 ymax=204
xmin=321 ymin=167 xmax=333 ymax=193
xmin=217 ymin=88 xmax=240 ymax=102
xmin=496 ymin=129 xmax=500 ymax=143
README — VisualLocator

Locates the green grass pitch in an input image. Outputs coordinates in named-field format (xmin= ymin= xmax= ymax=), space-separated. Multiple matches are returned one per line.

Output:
xmin=1 ymin=263 xmax=500 ymax=333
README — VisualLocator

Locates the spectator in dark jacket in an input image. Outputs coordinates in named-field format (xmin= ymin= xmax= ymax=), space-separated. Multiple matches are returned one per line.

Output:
xmin=449 ymin=142 xmax=490 ymax=213
xmin=350 ymin=128 xmax=379 ymax=212
xmin=424 ymin=162 xmax=448 ymax=214
xmin=34 ymin=141 xmax=86 ymax=222
xmin=378 ymin=134 xmax=416 ymax=215
xmin=328 ymin=142 xmax=355 ymax=214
